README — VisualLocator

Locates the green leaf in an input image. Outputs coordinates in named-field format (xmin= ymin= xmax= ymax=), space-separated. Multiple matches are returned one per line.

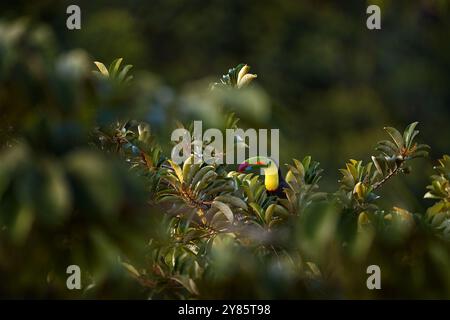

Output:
xmin=117 ymin=64 xmax=133 ymax=82
xmin=249 ymin=202 xmax=265 ymax=223
xmin=191 ymin=165 xmax=214 ymax=187
xmin=371 ymin=156 xmax=384 ymax=175
xmin=265 ymin=203 xmax=277 ymax=224
xmin=212 ymin=200 xmax=234 ymax=223
xmin=384 ymin=126 xmax=404 ymax=150
xmin=182 ymin=155 xmax=194 ymax=184
xmin=409 ymin=150 xmax=429 ymax=159
xmin=171 ymin=276 xmax=199 ymax=295
xmin=303 ymin=156 xmax=311 ymax=170
xmin=94 ymin=61 xmax=109 ymax=76
xmin=424 ymin=191 xmax=440 ymax=199
xmin=214 ymin=194 xmax=248 ymax=210
xmin=273 ymin=204 xmax=290 ymax=217
xmin=109 ymin=58 xmax=123 ymax=78
xmin=168 ymin=159 xmax=183 ymax=183
xmin=415 ymin=144 xmax=431 ymax=153
xmin=378 ymin=140 xmax=399 ymax=154
xmin=122 ymin=262 xmax=140 ymax=278
xmin=403 ymin=122 xmax=419 ymax=148
xmin=194 ymin=170 xmax=217 ymax=193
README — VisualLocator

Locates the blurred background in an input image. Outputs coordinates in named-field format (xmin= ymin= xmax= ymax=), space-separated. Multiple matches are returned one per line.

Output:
xmin=1 ymin=0 xmax=450 ymax=298
xmin=2 ymin=0 xmax=450 ymax=210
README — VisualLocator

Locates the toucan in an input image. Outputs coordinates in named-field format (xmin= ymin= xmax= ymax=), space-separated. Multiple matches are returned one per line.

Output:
xmin=238 ymin=156 xmax=288 ymax=198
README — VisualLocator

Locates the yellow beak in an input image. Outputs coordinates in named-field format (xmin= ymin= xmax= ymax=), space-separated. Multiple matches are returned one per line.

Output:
xmin=264 ymin=171 xmax=279 ymax=191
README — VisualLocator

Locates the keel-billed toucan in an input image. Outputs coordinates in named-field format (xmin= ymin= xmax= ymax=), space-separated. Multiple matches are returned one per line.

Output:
xmin=238 ymin=156 xmax=288 ymax=197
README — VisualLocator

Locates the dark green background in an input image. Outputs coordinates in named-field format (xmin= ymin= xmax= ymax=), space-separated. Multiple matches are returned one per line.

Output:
xmin=1 ymin=0 xmax=450 ymax=299
xmin=2 ymin=1 xmax=449 ymax=209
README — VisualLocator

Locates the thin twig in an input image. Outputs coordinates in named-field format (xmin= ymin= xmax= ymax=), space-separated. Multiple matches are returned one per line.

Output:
xmin=372 ymin=162 xmax=403 ymax=190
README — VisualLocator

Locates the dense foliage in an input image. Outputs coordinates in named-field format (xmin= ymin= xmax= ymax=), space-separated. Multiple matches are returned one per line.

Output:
xmin=1 ymin=17 xmax=450 ymax=299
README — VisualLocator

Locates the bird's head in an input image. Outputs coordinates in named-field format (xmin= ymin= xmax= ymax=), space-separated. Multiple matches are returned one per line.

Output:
xmin=238 ymin=157 xmax=280 ymax=192
xmin=238 ymin=160 xmax=268 ymax=173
